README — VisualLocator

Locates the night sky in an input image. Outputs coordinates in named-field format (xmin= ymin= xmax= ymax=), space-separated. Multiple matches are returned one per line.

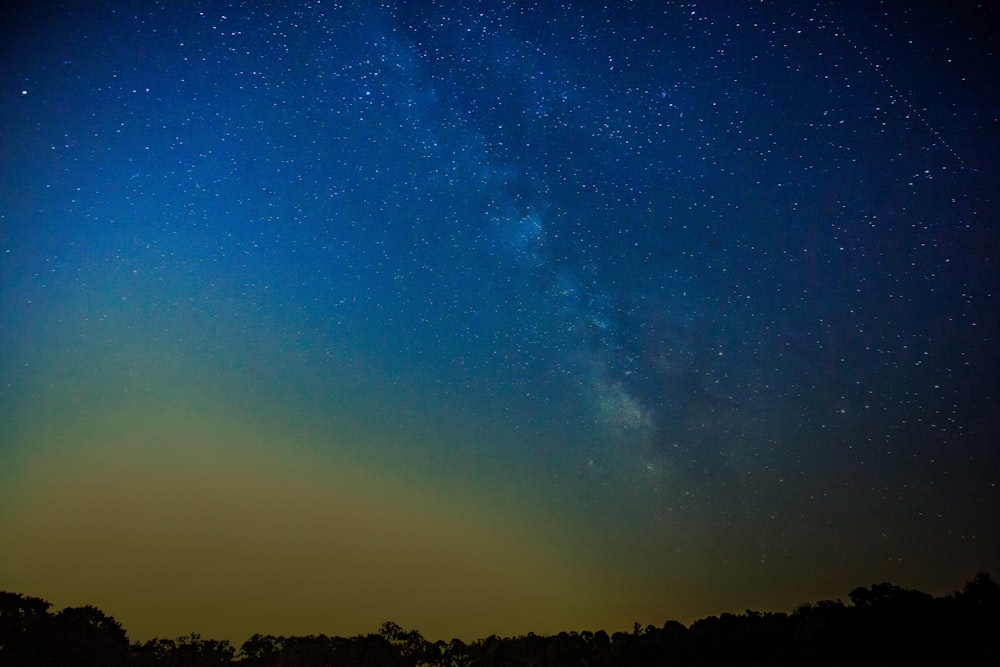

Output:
xmin=1 ymin=0 xmax=998 ymax=645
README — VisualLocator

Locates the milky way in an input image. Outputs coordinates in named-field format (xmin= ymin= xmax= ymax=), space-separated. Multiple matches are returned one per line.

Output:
xmin=1 ymin=1 xmax=997 ymax=643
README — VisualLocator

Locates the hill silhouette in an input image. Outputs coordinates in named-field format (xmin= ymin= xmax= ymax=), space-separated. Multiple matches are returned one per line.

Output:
xmin=1 ymin=573 xmax=997 ymax=666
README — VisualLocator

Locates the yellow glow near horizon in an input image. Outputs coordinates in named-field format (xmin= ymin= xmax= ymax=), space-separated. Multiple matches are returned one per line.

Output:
xmin=0 ymin=409 xmax=601 ymax=644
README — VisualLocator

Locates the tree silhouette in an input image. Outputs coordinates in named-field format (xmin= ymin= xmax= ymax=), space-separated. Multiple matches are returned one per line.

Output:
xmin=2 ymin=574 xmax=998 ymax=666
xmin=958 ymin=571 xmax=1000 ymax=607
xmin=50 ymin=605 xmax=130 ymax=666
xmin=0 ymin=592 xmax=54 ymax=666
xmin=131 ymin=633 xmax=234 ymax=666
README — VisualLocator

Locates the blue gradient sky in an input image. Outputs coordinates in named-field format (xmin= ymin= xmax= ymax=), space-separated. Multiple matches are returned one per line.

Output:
xmin=1 ymin=1 xmax=997 ymax=644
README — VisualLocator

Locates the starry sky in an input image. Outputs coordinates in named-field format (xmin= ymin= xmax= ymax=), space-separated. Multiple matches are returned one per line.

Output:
xmin=1 ymin=0 xmax=998 ymax=645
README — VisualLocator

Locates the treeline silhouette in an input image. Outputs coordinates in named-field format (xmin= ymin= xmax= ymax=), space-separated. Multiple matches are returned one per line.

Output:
xmin=1 ymin=573 xmax=997 ymax=666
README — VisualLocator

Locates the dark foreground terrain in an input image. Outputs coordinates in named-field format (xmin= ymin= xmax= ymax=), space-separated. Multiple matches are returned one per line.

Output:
xmin=2 ymin=573 xmax=997 ymax=666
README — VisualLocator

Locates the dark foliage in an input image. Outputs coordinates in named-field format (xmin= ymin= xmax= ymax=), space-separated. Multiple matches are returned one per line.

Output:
xmin=1 ymin=573 xmax=996 ymax=666
xmin=0 ymin=592 xmax=130 ymax=666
